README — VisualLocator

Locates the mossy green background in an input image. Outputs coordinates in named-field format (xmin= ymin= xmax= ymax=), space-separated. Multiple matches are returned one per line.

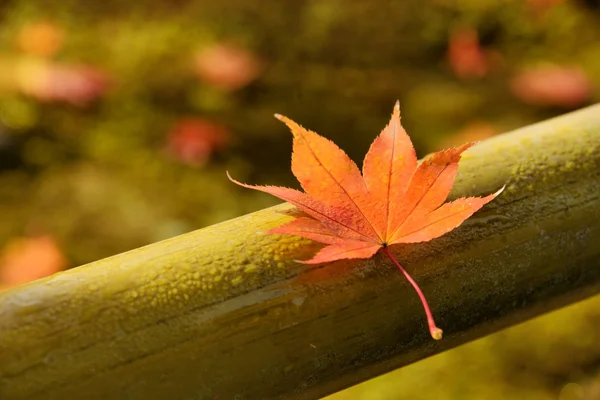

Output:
xmin=0 ymin=0 xmax=599 ymax=398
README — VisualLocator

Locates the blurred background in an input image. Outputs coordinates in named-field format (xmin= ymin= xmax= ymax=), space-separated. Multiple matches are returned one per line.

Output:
xmin=0 ymin=0 xmax=599 ymax=398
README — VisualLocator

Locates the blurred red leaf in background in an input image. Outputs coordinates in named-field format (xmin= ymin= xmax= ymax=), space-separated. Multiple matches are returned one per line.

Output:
xmin=194 ymin=43 xmax=264 ymax=91
xmin=0 ymin=235 xmax=67 ymax=290
xmin=17 ymin=21 xmax=64 ymax=58
xmin=448 ymin=28 xmax=490 ymax=79
xmin=16 ymin=59 xmax=109 ymax=106
xmin=510 ymin=65 xmax=592 ymax=108
xmin=166 ymin=118 xmax=230 ymax=166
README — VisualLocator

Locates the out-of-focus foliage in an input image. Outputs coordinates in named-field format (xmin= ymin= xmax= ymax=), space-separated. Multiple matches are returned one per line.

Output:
xmin=0 ymin=0 xmax=598 ymax=398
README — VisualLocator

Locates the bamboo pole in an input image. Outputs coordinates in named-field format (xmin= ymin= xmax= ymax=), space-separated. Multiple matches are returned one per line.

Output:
xmin=1 ymin=105 xmax=600 ymax=400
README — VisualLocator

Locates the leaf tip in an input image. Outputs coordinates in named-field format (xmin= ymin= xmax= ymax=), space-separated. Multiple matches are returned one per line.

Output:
xmin=494 ymin=185 xmax=507 ymax=197
xmin=456 ymin=141 xmax=477 ymax=153
xmin=391 ymin=100 xmax=401 ymax=120
xmin=294 ymin=256 xmax=325 ymax=264
xmin=274 ymin=113 xmax=296 ymax=129
xmin=226 ymin=170 xmax=247 ymax=188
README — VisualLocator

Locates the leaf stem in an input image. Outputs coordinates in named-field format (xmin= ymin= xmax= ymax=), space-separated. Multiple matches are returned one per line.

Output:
xmin=382 ymin=247 xmax=443 ymax=340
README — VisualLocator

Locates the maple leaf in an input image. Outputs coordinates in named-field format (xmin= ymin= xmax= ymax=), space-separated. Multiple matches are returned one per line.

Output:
xmin=228 ymin=102 xmax=504 ymax=340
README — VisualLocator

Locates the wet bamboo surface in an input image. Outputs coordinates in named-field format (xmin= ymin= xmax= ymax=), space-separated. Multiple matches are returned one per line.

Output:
xmin=1 ymin=105 xmax=599 ymax=400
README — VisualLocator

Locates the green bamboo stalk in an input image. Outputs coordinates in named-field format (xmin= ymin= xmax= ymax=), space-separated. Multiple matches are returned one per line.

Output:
xmin=1 ymin=105 xmax=600 ymax=400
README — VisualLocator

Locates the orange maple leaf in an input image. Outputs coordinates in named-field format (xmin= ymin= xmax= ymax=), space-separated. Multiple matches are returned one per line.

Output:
xmin=229 ymin=102 xmax=504 ymax=340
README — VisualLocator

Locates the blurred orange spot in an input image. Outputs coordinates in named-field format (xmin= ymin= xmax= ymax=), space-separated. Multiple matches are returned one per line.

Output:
xmin=17 ymin=21 xmax=64 ymax=58
xmin=448 ymin=28 xmax=489 ymax=79
xmin=167 ymin=118 xmax=230 ymax=166
xmin=510 ymin=65 xmax=591 ymax=108
xmin=194 ymin=43 xmax=263 ymax=91
xmin=17 ymin=59 xmax=109 ymax=106
xmin=0 ymin=235 xmax=67 ymax=290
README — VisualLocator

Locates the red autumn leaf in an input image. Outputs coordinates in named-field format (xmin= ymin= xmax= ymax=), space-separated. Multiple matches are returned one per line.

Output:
xmin=229 ymin=102 xmax=503 ymax=339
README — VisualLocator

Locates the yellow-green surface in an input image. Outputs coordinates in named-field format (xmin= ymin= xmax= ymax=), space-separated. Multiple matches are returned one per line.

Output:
xmin=1 ymin=105 xmax=599 ymax=399
xmin=328 ymin=294 xmax=600 ymax=400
